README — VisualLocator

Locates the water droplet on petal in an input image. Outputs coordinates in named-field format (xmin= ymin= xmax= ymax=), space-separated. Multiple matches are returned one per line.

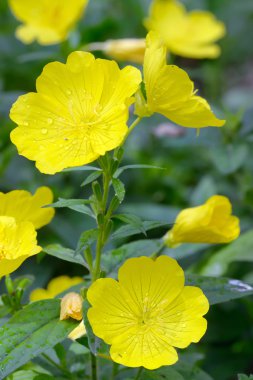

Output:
xmin=41 ymin=128 xmax=48 ymax=135
xmin=66 ymin=90 xmax=72 ymax=96
xmin=47 ymin=118 xmax=53 ymax=125
xmin=23 ymin=121 xmax=29 ymax=126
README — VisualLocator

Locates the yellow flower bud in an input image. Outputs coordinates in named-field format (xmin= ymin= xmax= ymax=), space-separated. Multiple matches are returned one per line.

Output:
xmin=165 ymin=195 xmax=240 ymax=247
xmin=102 ymin=38 xmax=146 ymax=64
xmin=60 ymin=292 xmax=83 ymax=321
xmin=68 ymin=321 xmax=86 ymax=340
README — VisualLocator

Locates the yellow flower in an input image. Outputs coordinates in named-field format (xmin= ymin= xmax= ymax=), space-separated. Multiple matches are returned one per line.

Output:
xmin=93 ymin=38 xmax=146 ymax=64
xmin=145 ymin=0 xmax=226 ymax=59
xmin=10 ymin=51 xmax=142 ymax=174
xmin=165 ymin=195 xmax=240 ymax=248
xmin=87 ymin=256 xmax=209 ymax=369
xmin=8 ymin=0 xmax=89 ymax=45
xmin=136 ymin=32 xmax=225 ymax=128
xmin=60 ymin=292 xmax=83 ymax=321
xmin=30 ymin=275 xmax=83 ymax=301
xmin=0 ymin=216 xmax=41 ymax=278
xmin=0 ymin=187 xmax=54 ymax=229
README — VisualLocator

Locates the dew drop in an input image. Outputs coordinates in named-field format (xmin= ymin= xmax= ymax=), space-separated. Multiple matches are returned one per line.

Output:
xmin=23 ymin=121 xmax=29 ymax=126
xmin=41 ymin=128 xmax=48 ymax=135
xmin=66 ymin=89 xmax=72 ymax=96
xmin=47 ymin=118 xmax=53 ymax=125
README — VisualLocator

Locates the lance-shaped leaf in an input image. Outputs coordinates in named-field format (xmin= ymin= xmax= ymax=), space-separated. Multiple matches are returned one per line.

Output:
xmin=0 ymin=299 xmax=78 ymax=379
xmin=186 ymin=274 xmax=253 ymax=305
xmin=43 ymin=244 xmax=87 ymax=267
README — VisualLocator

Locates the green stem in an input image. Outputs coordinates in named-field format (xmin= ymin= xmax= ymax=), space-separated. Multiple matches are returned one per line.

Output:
xmin=91 ymin=353 xmax=97 ymax=380
xmin=120 ymin=116 xmax=142 ymax=146
xmin=92 ymin=171 xmax=111 ymax=282
xmin=134 ymin=367 xmax=143 ymax=380
xmin=150 ymin=240 xmax=166 ymax=259
xmin=111 ymin=362 xmax=119 ymax=380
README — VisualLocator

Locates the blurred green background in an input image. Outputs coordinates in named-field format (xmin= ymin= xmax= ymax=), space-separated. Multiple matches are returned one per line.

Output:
xmin=1 ymin=0 xmax=253 ymax=379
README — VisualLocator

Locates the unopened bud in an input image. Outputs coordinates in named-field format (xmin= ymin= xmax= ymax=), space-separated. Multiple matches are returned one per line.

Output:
xmin=60 ymin=292 xmax=83 ymax=321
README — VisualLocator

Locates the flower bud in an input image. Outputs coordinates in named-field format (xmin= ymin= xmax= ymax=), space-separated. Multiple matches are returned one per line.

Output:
xmin=60 ymin=292 xmax=83 ymax=321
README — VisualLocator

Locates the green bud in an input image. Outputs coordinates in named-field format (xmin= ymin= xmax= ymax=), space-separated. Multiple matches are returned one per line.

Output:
xmin=92 ymin=181 xmax=103 ymax=202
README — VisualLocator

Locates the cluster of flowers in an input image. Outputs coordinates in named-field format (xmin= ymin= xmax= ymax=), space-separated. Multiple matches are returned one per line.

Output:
xmin=1 ymin=0 xmax=240 ymax=372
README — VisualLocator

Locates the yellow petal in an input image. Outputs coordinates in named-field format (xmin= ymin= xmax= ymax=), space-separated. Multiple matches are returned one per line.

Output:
xmin=0 ymin=187 xmax=54 ymax=229
xmin=30 ymin=288 xmax=51 ymax=302
xmin=68 ymin=321 xmax=86 ymax=340
xmin=9 ymin=0 xmax=89 ymax=45
xmin=10 ymin=52 xmax=141 ymax=174
xmin=158 ymin=286 xmax=209 ymax=349
xmin=0 ymin=216 xmax=41 ymax=278
xmin=143 ymin=32 xmax=225 ymax=128
xmin=48 ymin=275 xmax=83 ymax=296
xmin=87 ymin=256 xmax=202 ymax=369
xmin=145 ymin=0 xmax=226 ymax=59
xmin=166 ymin=195 xmax=240 ymax=246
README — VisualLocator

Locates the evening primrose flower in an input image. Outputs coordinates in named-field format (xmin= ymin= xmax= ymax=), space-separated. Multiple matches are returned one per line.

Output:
xmin=8 ymin=0 xmax=89 ymax=45
xmin=145 ymin=0 xmax=226 ymax=59
xmin=0 ymin=216 xmax=41 ymax=278
xmin=0 ymin=187 xmax=54 ymax=229
xmin=165 ymin=195 xmax=240 ymax=248
xmin=30 ymin=275 xmax=83 ymax=301
xmin=90 ymin=38 xmax=146 ymax=64
xmin=87 ymin=256 xmax=209 ymax=369
xmin=10 ymin=51 xmax=141 ymax=174
xmin=135 ymin=32 xmax=225 ymax=128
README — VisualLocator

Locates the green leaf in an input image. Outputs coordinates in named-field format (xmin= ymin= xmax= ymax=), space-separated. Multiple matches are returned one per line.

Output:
xmin=82 ymin=300 xmax=101 ymax=355
xmin=47 ymin=198 xmax=95 ymax=218
xmin=186 ymin=274 xmax=253 ymax=305
xmin=175 ymin=359 xmax=213 ymax=380
xmin=0 ymin=299 xmax=78 ymax=378
xmin=238 ymin=375 xmax=253 ymax=380
xmin=115 ymin=164 xmax=165 ymax=178
xmin=6 ymin=370 xmax=50 ymax=380
xmin=200 ymin=229 xmax=253 ymax=276
xmin=210 ymin=144 xmax=248 ymax=174
xmin=140 ymin=367 xmax=184 ymax=380
xmin=113 ymin=213 xmax=146 ymax=235
xmin=103 ymin=239 xmax=162 ymax=273
xmin=112 ymin=178 xmax=125 ymax=203
xmin=63 ymin=165 xmax=101 ymax=172
xmin=43 ymin=244 xmax=87 ymax=267
xmin=0 ymin=304 xmax=11 ymax=319
xmin=81 ymin=171 xmax=102 ymax=187
xmin=75 ymin=229 xmax=98 ymax=255
xmin=111 ymin=220 xmax=169 ymax=241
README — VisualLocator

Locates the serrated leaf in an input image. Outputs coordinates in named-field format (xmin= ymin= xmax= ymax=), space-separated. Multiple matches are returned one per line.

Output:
xmin=200 ymin=229 xmax=253 ymax=276
xmin=115 ymin=164 xmax=165 ymax=178
xmin=111 ymin=220 xmax=169 ymax=241
xmin=0 ymin=299 xmax=78 ymax=379
xmin=81 ymin=171 xmax=102 ymax=187
xmin=112 ymin=178 xmax=125 ymax=202
xmin=75 ymin=229 xmax=98 ymax=255
xmin=43 ymin=244 xmax=87 ymax=267
xmin=186 ymin=274 xmax=253 ymax=305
